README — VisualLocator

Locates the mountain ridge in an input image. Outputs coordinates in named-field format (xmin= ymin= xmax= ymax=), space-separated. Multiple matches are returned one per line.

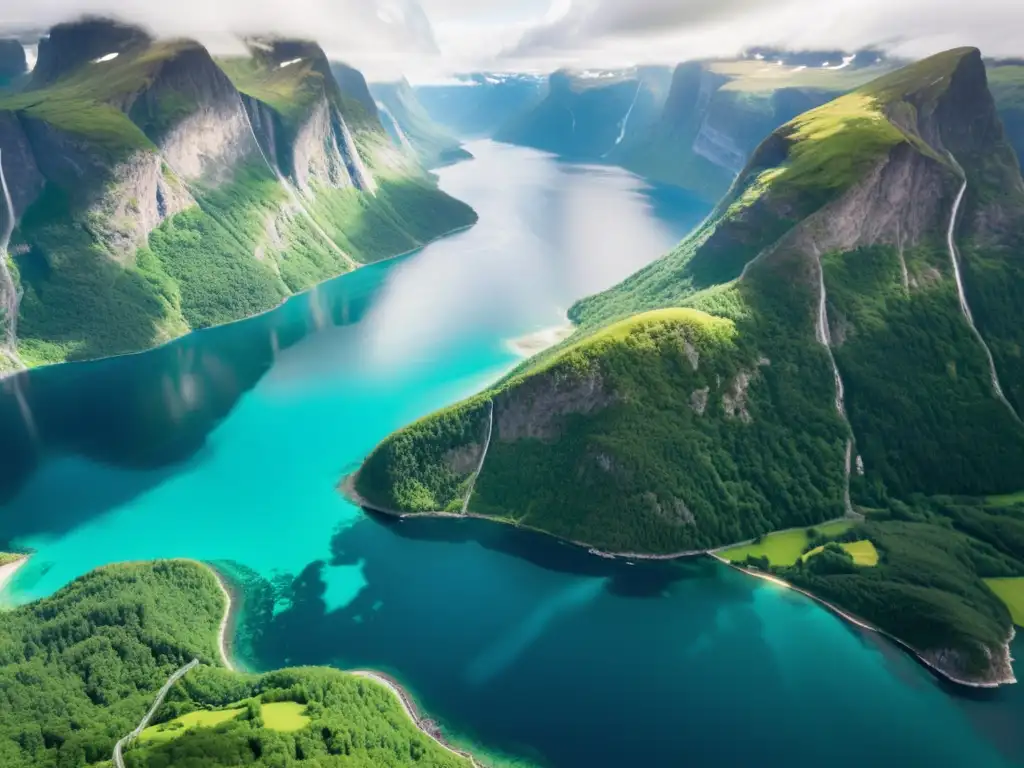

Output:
xmin=352 ymin=47 xmax=1024 ymax=685
xmin=0 ymin=19 xmax=476 ymax=370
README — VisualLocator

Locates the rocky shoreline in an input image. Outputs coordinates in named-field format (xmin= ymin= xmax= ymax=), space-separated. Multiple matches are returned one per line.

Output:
xmin=349 ymin=670 xmax=479 ymax=766
xmin=709 ymin=554 xmax=1017 ymax=689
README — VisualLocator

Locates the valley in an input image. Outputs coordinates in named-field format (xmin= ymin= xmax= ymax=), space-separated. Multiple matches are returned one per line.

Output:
xmin=2 ymin=11 xmax=1024 ymax=768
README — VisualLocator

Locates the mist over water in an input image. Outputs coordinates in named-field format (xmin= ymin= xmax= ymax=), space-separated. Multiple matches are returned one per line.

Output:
xmin=0 ymin=141 xmax=1021 ymax=767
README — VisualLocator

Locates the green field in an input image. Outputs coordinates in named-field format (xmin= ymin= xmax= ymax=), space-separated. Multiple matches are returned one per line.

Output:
xmin=0 ymin=552 xmax=22 ymax=566
xmin=139 ymin=707 xmax=245 ymax=743
xmin=803 ymin=539 xmax=879 ymax=566
xmin=985 ymin=578 xmax=1024 ymax=626
xmin=718 ymin=521 xmax=855 ymax=565
xmin=986 ymin=491 xmax=1024 ymax=508
xmin=262 ymin=701 xmax=311 ymax=732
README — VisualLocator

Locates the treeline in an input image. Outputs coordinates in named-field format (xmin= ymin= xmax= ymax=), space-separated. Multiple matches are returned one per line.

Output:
xmin=0 ymin=561 xmax=223 ymax=767
xmin=125 ymin=667 xmax=469 ymax=768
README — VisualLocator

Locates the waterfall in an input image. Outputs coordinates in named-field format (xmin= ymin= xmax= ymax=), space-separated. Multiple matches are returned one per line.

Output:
xmin=603 ymin=82 xmax=642 ymax=156
xmin=944 ymin=171 xmax=1021 ymax=423
xmin=462 ymin=400 xmax=495 ymax=514
xmin=336 ymin=114 xmax=377 ymax=196
xmin=376 ymin=101 xmax=416 ymax=157
xmin=816 ymin=255 xmax=855 ymax=516
xmin=239 ymin=99 xmax=355 ymax=269
xmin=0 ymin=150 xmax=22 ymax=361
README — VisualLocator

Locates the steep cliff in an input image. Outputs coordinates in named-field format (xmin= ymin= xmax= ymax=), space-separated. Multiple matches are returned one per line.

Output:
xmin=0 ymin=20 xmax=475 ymax=367
xmin=988 ymin=61 xmax=1024 ymax=173
xmin=371 ymin=78 xmax=471 ymax=168
xmin=612 ymin=59 xmax=881 ymax=202
xmin=494 ymin=67 xmax=673 ymax=160
xmin=0 ymin=40 xmax=27 ymax=86
xmin=353 ymin=49 xmax=1024 ymax=685
xmin=413 ymin=73 xmax=545 ymax=137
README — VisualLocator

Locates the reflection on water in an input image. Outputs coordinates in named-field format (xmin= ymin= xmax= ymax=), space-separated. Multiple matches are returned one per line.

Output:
xmin=0 ymin=141 xmax=1020 ymax=768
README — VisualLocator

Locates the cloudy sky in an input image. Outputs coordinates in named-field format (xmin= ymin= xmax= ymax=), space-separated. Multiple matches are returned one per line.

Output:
xmin=4 ymin=0 xmax=1023 ymax=80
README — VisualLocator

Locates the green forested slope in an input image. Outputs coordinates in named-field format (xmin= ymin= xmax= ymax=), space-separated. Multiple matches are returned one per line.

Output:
xmin=354 ymin=49 xmax=1024 ymax=679
xmin=0 ymin=21 xmax=476 ymax=367
xmin=123 ymin=667 xmax=468 ymax=768
xmin=0 ymin=561 xmax=223 ymax=767
xmin=0 ymin=561 xmax=470 ymax=768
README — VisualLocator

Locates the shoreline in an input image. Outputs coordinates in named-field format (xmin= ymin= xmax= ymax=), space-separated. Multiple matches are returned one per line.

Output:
xmin=505 ymin=322 xmax=574 ymax=358
xmin=178 ymin=559 xmax=237 ymax=671
xmin=708 ymin=553 xmax=1017 ymax=689
xmin=0 ymin=220 xmax=477 ymax=381
xmin=349 ymin=670 xmax=480 ymax=767
xmin=341 ymin=476 xmax=1017 ymax=689
xmin=0 ymin=554 xmax=28 ymax=598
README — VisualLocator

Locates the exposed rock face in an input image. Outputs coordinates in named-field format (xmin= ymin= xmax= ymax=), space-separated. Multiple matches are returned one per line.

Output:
xmin=689 ymin=387 xmax=709 ymax=415
xmin=85 ymin=152 xmax=194 ymax=262
xmin=496 ymin=367 xmax=614 ymax=443
xmin=0 ymin=114 xmax=45 ymax=219
xmin=0 ymin=40 xmax=27 ymax=83
xmin=444 ymin=442 xmax=483 ymax=475
xmin=722 ymin=371 xmax=755 ymax=422
xmin=32 ymin=18 xmax=151 ymax=87
xmin=643 ymin=492 xmax=696 ymax=526
xmin=920 ymin=631 xmax=1017 ymax=687
xmin=127 ymin=43 xmax=261 ymax=183
xmin=243 ymin=39 xmax=377 ymax=194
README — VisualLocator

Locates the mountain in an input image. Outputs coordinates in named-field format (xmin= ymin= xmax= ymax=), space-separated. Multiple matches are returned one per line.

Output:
xmin=988 ymin=59 xmax=1024 ymax=173
xmin=413 ymin=73 xmax=545 ymax=138
xmin=350 ymin=49 xmax=1024 ymax=684
xmin=492 ymin=54 xmax=895 ymax=204
xmin=0 ymin=39 xmax=27 ymax=87
xmin=370 ymin=78 xmax=471 ymax=167
xmin=0 ymin=19 xmax=476 ymax=370
xmin=494 ymin=67 xmax=674 ymax=160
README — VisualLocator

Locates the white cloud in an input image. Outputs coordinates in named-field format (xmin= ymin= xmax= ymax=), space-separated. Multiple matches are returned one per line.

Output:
xmin=2 ymin=0 xmax=1023 ymax=81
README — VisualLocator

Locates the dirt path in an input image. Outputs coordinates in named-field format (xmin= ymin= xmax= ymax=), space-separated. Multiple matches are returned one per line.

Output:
xmin=113 ymin=659 xmax=199 ymax=767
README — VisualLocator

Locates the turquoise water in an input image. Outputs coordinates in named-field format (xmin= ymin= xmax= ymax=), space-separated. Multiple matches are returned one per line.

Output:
xmin=1 ymin=140 xmax=1022 ymax=767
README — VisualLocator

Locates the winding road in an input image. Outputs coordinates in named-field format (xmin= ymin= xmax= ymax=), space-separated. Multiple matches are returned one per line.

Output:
xmin=112 ymin=658 xmax=199 ymax=768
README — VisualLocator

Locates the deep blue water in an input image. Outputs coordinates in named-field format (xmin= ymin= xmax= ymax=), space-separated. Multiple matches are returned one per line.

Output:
xmin=0 ymin=140 xmax=1022 ymax=768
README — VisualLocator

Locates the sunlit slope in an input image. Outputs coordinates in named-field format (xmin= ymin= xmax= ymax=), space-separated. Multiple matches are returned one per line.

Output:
xmin=370 ymin=78 xmax=472 ymax=167
xmin=357 ymin=47 xmax=1024 ymax=547
xmin=0 ymin=20 xmax=475 ymax=367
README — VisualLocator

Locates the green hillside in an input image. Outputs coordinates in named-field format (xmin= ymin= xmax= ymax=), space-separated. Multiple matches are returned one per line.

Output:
xmin=0 ymin=22 xmax=475 ymax=367
xmin=353 ymin=48 xmax=1024 ymax=683
xmin=0 ymin=561 xmax=471 ymax=768
xmin=371 ymin=79 xmax=472 ymax=168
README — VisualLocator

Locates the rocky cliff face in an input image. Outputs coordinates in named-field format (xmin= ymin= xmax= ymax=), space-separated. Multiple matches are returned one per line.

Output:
xmin=615 ymin=61 xmax=841 ymax=201
xmin=0 ymin=19 xmax=475 ymax=367
xmin=127 ymin=42 xmax=261 ymax=183
xmin=0 ymin=40 xmax=27 ymax=85
xmin=31 ymin=18 xmax=150 ymax=87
